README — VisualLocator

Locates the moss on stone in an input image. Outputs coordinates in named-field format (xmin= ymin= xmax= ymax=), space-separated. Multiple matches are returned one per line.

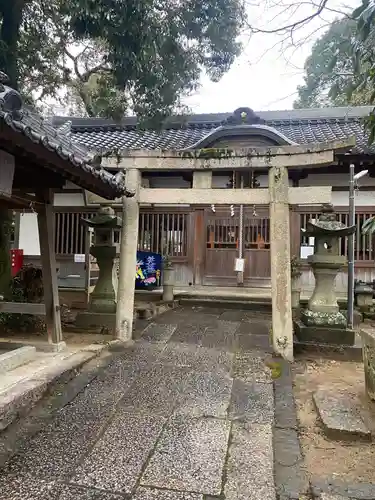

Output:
xmin=195 ymin=148 xmax=234 ymax=160
xmin=265 ymin=360 xmax=283 ymax=379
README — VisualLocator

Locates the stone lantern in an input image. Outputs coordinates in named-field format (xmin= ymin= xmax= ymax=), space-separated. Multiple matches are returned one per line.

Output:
xmin=295 ymin=204 xmax=356 ymax=345
xmin=76 ymin=206 xmax=122 ymax=332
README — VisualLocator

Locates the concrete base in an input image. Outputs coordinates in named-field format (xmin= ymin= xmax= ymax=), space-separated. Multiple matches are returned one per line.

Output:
xmin=293 ymin=337 xmax=362 ymax=361
xmin=0 ymin=345 xmax=36 ymax=373
xmin=359 ymin=326 xmax=375 ymax=401
xmin=37 ymin=341 xmax=67 ymax=353
xmin=75 ymin=311 xmax=116 ymax=333
xmin=294 ymin=320 xmax=355 ymax=346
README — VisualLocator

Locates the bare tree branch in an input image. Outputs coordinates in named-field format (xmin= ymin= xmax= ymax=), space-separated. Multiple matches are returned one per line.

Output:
xmin=247 ymin=0 xmax=329 ymax=34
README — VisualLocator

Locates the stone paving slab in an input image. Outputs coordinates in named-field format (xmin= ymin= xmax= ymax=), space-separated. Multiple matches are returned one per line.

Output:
xmin=0 ymin=475 xmax=127 ymax=500
xmin=0 ymin=474 xmax=59 ymax=500
xmin=236 ymin=319 xmax=271 ymax=336
xmin=175 ymin=371 xmax=233 ymax=418
xmin=224 ymin=422 xmax=275 ymax=500
xmin=236 ymin=332 xmax=272 ymax=352
xmin=0 ymin=305 xmax=282 ymax=500
xmin=318 ymin=494 xmax=350 ymax=500
xmin=169 ymin=324 xmax=207 ymax=345
xmin=154 ymin=308 xmax=220 ymax=326
xmin=58 ymin=486 xmax=124 ymax=499
xmin=313 ymin=388 xmax=371 ymax=440
xmin=108 ymin=341 xmax=165 ymax=367
xmin=140 ymin=323 xmax=177 ymax=343
xmin=158 ymin=343 xmax=233 ymax=373
xmin=231 ymin=352 xmax=273 ymax=384
xmin=141 ymin=416 xmax=231 ymax=496
xmin=119 ymin=363 xmax=189 ymax=416
xmin=3 ymin=360 xmax=141 ymax=480
xmin=228 ymin=379 xmax=274 ymax=424
xmin=71 ymin=412 xmax=166 ymax=494
xmin=133 ymin=487 xmax=203 ymax=500
xmin=203 ymin=321 xmax=239 ymax=351
xmin=311 ymin=476 xmax=375 ymax=500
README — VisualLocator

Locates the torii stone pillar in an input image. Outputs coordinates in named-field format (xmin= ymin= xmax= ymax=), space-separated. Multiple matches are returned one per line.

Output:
xmin=116 ymin=169 xmax=141 ymax=341
xmin=269 ymin=166 xmax=293 ymax=361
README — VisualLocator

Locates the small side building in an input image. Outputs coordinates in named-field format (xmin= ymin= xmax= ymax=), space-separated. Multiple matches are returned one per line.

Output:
xmin=0 ymin=75 xmax=132 ymax=346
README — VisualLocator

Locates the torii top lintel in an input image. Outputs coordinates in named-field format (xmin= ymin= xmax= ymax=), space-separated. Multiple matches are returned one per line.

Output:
xmin=107 ymin=138 xmax=355 ymax=171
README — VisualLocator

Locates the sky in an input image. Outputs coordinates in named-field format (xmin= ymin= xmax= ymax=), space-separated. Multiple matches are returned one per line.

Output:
xmin=185 ymin=0 xmax=359 ymax=113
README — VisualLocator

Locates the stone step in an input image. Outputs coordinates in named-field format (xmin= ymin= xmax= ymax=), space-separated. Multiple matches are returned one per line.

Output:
xmin=178 ymin=297 xmax=272 ymax=311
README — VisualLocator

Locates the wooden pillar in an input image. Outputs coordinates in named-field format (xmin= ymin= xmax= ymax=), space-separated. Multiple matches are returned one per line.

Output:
xmin=193 ymin=209 xmax=205 ymax=285
xmin=37 ymin=189 xmax=64 ymax=349
xmin=289 ymin=209 xmax=300 ymax=258
xmin=193 ymin=170 xmax=212 ymax=285
xmin=192 ymin=172 xmax=211 ymax=286
xmin=116 ymin=169 xmax=141 ymax=341
xmin=269 ymin=166 xmax=293 ymax=361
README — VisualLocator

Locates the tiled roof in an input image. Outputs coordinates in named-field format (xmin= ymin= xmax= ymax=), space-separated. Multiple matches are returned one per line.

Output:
xmin=51 ymin=106 xmax=375 ymax=155
xmin=0 ymin=74 xmax=132 ymax=199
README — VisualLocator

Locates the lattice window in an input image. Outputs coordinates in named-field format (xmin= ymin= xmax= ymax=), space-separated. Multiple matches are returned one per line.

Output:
xmin=300 ymin=211 xmax=375 ymax=261
xmin=54 ymin=211 xmax=95 ymax=255
xmin=206 ymin=215 xmax=270 ymax=250
xmin=138 ymin=212 xmax=188 ymax=257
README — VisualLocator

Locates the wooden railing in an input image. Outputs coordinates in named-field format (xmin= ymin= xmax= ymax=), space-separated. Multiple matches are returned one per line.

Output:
xmin=138 ymin=211 xmax=188 ymax=258
xmin=299 ymin=208 xmax=375 ymax=263
xmin=54 ymin=211 xmax=94 ymax=256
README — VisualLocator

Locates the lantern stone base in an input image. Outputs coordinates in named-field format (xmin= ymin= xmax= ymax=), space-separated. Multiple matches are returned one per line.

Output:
xmin=294 ymin=320 xmax=355 ymax=346
xmin=75 ymin=311 xmax=116 ymax=333
xmin=359 ymin=327 xmax=375 ymax=401
xmin=300 ymin=308 xmax=347 ymax=327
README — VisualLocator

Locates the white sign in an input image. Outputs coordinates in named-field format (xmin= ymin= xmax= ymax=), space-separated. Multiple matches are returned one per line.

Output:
xmin=234 ymin=258 xmax=245 ymax=272
xmin=74 ymin=254 xmax=86 ymax=263
xmin=308 ymin=237 xmax=315 ymax=246
xmin=0 ymin=150 xmax=15 ymax=198
xmin=300 ymin=246 xmax=314 ymax=259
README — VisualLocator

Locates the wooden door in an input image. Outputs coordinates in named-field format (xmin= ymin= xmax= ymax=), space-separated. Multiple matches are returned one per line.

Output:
xmin=203 ymin=206 xmax=271 ymax=286
xmin=243 ymin=208 xmax=271 ymax=286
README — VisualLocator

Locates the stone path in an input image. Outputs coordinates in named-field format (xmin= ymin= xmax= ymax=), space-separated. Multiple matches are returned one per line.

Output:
xmin=0 ymin=306 xmax=278 ymax=500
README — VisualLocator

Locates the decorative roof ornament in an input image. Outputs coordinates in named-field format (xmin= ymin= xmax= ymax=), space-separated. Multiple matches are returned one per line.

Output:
xmin=222 ymin=107 xmax=266 ymax=126
xmin=57 ymin=120 xmax=72 ymax=137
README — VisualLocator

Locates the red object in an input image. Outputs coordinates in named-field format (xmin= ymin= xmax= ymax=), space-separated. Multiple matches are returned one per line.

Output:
xmin=10 ymin=249 xmax=24 ymax=276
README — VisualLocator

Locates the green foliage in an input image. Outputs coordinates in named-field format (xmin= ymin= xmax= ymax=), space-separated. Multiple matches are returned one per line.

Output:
xmin=362 ymin=216 xmax=375 ymax=235
xmin=0 ymin=208 xmax=13 ymax=298
xmin=0 ymin=265 xmax=46 ymax=334
xmin=294 ymin=18 xmax=374 ymax=109
xmin=0 ymin=0 xmax=245 ymax=122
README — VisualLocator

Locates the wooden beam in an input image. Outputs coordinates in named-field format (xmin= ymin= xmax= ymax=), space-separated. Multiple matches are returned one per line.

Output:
xmin=0 ymin=302 xmax=45 ymax=315
xmin=37 ymin=189 xmax=63 ymax=346
xmin=13 ymin=163 xmax=65 ymax=190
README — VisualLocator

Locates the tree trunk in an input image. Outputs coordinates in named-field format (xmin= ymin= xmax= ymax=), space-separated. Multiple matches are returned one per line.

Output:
xmin=0 ymin=2 xmax=23 ymax=296
xmin=0 ymin=0 xmax=24 ymax=88
xmin=0 ymin=209 xmax=12 ymax=297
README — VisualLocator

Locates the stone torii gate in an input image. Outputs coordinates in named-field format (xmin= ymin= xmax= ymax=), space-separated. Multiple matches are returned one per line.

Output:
xmin=113 ymin=139 xmax=354 ymax=361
